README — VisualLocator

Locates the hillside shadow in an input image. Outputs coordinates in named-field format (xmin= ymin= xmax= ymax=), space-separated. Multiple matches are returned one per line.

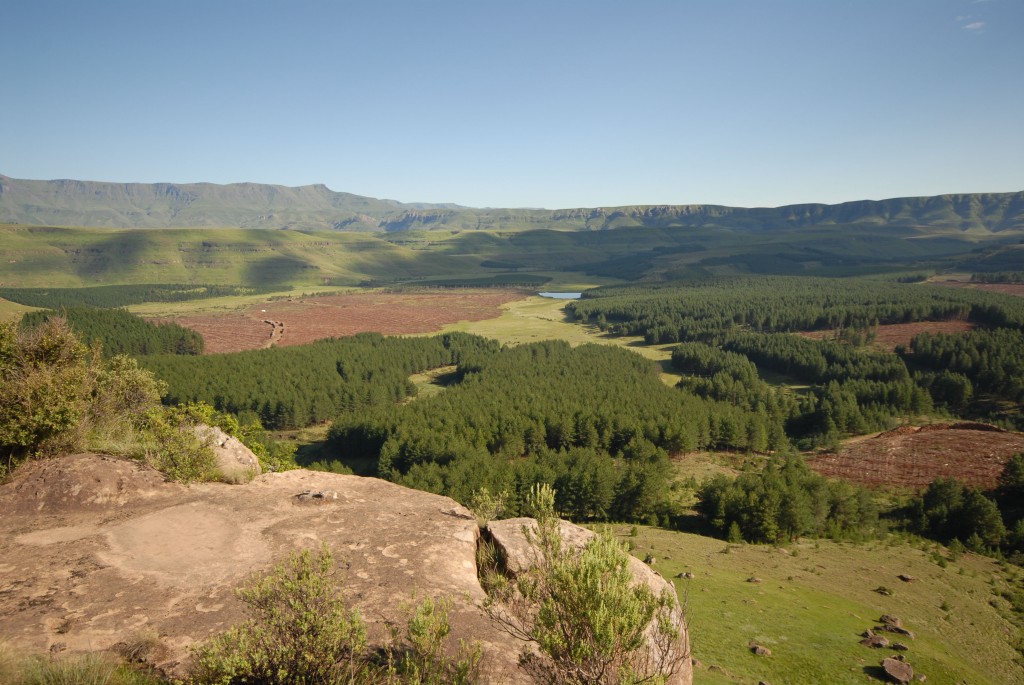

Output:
xmin=243 ymin=254 xmax=310 ymax=287
xmin=76 ymin=231 xmax=154 ymax=279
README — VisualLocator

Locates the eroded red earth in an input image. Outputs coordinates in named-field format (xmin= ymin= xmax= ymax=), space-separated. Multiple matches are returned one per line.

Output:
xmin=155 ymin=289 xmax=526 ymax=354
xmin=809 ymin=423 xmax=1024 ymax=490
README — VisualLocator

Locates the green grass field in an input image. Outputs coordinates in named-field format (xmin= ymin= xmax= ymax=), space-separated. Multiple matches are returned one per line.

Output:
xmin=0 ymin=298 xmax=36 ymax=322
xmin=616 ymin=525 xmax=1023 ymax=685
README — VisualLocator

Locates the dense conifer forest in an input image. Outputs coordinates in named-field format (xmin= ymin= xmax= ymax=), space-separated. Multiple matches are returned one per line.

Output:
xmin=20 ymin=307 xmax=203 ymax=356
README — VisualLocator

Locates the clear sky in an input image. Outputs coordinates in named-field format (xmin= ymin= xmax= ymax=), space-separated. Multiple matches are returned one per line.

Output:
xmin=1 ymin=0 xmax=1021 ymax=209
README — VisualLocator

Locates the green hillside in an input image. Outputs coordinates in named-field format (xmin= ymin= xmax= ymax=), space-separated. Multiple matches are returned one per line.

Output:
xmin=3 ymin=218 xmax=1019 ymax=290
xmin=624 ymin=525 xmax=1024 ymax=685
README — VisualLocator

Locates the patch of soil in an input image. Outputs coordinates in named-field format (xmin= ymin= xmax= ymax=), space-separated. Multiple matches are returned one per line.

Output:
xmin=808 ymin=423 xmax=1024 ymax=490
xmin=933 ymin=281 xmax=1024 ymax=298
xmin=798 ymin=320 xmax=975 ymax=352
xmin=154 ymin=289 xmax=526 ymax=354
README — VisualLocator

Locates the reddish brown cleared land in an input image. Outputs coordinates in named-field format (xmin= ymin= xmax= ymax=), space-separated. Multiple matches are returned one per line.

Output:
xmin=798 ymin=320 xmax=975 ymax=351
xmin=809 ymin=423 xmax=1024 ymax=490
xmin=157 ymin=289 xmax=526 ymax=354
xmin=932 ymin=280 xmax=1024 ymax=298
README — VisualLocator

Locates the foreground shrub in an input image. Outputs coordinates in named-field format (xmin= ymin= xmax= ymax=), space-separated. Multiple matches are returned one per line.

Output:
xmin=193 ymin=545 xmax=479 ymax=685
xmin=194 ymin=545 xmax=367 ymax=685
xmin=485 ymin=484 xmax=687 ymax=685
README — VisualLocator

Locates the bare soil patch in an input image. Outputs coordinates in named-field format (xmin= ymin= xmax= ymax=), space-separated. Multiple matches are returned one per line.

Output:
xmin=155 ymin=289 xmax=526 ymax=354
xmin=798 ymin=320 xmax=975 ymax=352
xmin=932 ymin=280 xmax=1024 ymax=298
xmin=808 ymin=422 xmax=1024 ymax=490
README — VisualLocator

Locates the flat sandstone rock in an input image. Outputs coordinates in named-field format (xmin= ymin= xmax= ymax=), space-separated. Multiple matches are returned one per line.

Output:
xmin=0 ymin=454 xmax=525 ymax=682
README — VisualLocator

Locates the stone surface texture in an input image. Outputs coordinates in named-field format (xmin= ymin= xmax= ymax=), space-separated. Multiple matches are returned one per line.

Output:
xmin=0 ymin=454 xmax=526 ymax=682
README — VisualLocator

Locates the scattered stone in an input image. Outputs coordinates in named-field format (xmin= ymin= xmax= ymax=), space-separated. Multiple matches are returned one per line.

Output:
xmin=293 ymin=489 xmax=338 ymax=504
xmin=860 ymin=635 xmax=890 ymax=649
xmin=880 ymin=615 xmax=903 ymax=629
xmin=892 ymin=643 xmax=909 ymax=651
xmin=747 ymin=576 xmax=763 ymax=583
xmin=916 ymin=675 xmax=927 ymax=682
xmin=49 ymin=642 xmax=66 ymax=654
xmin=881 ymin=655 xmax=914 ymax=684
xmin=676 ymin=571 xmax=695 ymax=579
xmin=644 ymin=553 xmax=656 ymax=565
xmin=758 ymin=681 xmax=773 ymax=685
xmin=690 ymin=657 xmax=702 ymax=669
xmin=750 ymin=643 xmax=772 ymax=657
xmin=897 ymin=574 xmax=916 ymax=583
xmin=875 ymin=586 xmax=894 ymax=596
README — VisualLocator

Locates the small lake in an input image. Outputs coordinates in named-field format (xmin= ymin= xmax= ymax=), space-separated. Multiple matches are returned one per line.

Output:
xmin=538 ymin=292 xmax=582 ymax=300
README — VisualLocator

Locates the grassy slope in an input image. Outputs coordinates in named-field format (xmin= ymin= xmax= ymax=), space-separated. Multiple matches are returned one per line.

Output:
xmin=0 ymin=298 xmax=36 ymax=322
xmin=618 ymin=525 xmax=1023 ymax=685
xmin=3 ymin=219 xmax=1016 ymax=293
xmin=0 ymin=226 xmax=487 ymax=288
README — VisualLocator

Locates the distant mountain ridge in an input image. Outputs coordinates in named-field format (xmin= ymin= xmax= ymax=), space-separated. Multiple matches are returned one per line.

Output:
xmin=1 ymin=173 xmax=1022 ymax=234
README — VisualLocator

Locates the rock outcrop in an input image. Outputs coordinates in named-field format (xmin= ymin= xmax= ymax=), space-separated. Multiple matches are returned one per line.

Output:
xmin=0 ymin=455 xmax=694 ymax=684
xmin=194 ymin=424 xmax=262 ymax=480
xmin=0 ymin=455 xmax=521 ymax=681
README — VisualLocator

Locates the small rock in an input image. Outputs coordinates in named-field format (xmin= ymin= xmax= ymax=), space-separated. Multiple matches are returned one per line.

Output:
xmin=49 ymin=642 xmax=66 ymax=654
xmin=750 ymin=644 xmax=772 ymax=657
xmin=880 ymin=614 xmax=903 ymax=629
xmin=644 ymin=554 xmax=656 ymax=565
xmin=897 ymin=574 xmax=916 ymax=582
xmin=747 ymin=576 xmax=763 ymax=583
xmin=860 ymin=635 xmax=890 ymax=649
xmin=758 ymin=681 xmax=773 ymax=685
xmin=690 ymin=657 xmax=702 ymax=669
xmin=882 ymin=655 xmax=914 ymax=684
xmin=916 ymin=675 xmax=926 ymax=682
xmin=892 ymin=643 xmax=909 ymax=651
xmin=863 ymin=628 xmax=876 ymax=638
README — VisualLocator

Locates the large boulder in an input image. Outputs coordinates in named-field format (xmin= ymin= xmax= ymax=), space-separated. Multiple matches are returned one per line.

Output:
xmin=0 ymin=454 xmax=527 ymax=683
xmin=194 ymin=424 xmax=261 ymax=481
xmin=486 ymin=517 xmax=693 ymax=685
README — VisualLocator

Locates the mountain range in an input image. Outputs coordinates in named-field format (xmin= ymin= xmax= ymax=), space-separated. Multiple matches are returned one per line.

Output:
xmin=2 ymin=174 xmax=1022 ymax=234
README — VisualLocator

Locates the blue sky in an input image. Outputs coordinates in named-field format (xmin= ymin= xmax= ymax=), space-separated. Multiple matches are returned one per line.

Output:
xmin=1 ymin=0 xmax=1021 ymax=209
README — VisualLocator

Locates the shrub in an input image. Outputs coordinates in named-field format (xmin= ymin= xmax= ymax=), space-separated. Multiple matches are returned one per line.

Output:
xmin=193 ymin=545 xmax=368 ymax=685
xmin=485 ymin=484 xmax=688 ymax=685
xmin=0 ymin=318 xmax=92 ymax=475
xmin=194 ymin=545 xmax=480 ymax=685
xmin=385 ymin=596 xmax=481 ymax=685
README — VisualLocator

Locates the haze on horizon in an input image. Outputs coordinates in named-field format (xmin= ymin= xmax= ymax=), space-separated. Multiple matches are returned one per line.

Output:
xmin=1 ymin=0 xmax=1022 ymax=211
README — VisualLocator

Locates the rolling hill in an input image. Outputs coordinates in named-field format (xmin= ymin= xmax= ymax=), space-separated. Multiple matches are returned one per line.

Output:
xmin=2 ymin=174 xmax=1022 ymax=234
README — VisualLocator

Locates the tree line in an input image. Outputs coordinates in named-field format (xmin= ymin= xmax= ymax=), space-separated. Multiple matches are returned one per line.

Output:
xmin=21 ymin=307 xmax=203 ymax=356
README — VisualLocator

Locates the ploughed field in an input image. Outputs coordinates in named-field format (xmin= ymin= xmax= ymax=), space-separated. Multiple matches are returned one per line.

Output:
xmin=798 ymin=320 xmax=975 ymax=351
xmin=153 ymin=289 xmax=526 ymax=353
xmin=809 ymin=423 xmax=1024 ymax=490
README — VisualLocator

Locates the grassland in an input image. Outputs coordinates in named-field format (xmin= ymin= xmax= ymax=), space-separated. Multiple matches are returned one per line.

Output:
xmin=0 ymin=298 xmax=36 ymax=322
xmin=617 ymin=525 xmax=1023 ymax=685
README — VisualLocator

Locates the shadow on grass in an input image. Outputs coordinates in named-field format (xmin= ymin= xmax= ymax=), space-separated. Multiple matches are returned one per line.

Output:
xmin=861 ymin=665 xmax=888 ymax=682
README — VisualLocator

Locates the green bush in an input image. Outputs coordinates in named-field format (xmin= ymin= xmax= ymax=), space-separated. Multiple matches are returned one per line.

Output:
xmin=193 ymin=545 xmax=368 ymax=685
xmin=193 ymin=545 xmax=480 ymax=685
xmin=485 ymin=484 xmax=688 ymax=685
